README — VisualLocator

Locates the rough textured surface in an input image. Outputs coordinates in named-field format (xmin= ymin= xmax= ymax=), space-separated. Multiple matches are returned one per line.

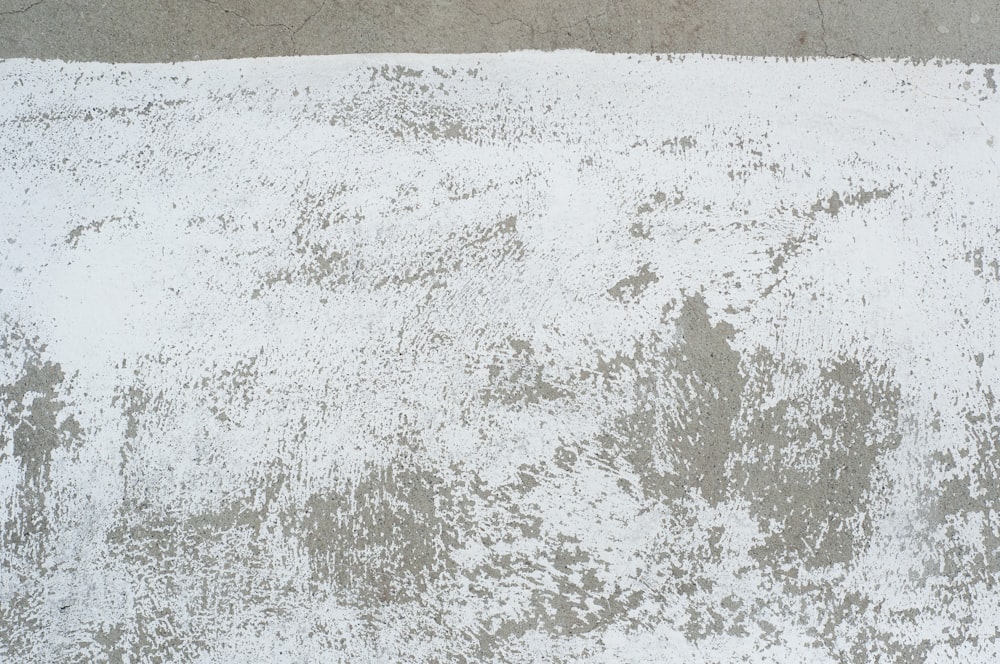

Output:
xmin=2 ymin=53 xmax=1000 ymax=661
xmin=0 ymin=0 xmax=998 ymax=62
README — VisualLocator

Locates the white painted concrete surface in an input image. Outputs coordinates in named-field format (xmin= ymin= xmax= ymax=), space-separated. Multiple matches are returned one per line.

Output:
xmin=1 ymin=53 xmax=999 ymax=662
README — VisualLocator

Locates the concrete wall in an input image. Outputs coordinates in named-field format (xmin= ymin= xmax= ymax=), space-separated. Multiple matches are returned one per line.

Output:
xmin=2 ymin=53 xmax=999 ymax=661
xmin=0 ymin=0 xmax=997 ymax=62
xmin=2 ymin=3 xmax=1000 ymax=663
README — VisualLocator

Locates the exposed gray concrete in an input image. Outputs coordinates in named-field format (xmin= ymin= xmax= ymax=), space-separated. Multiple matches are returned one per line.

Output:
xmin=0 ymin=0 xmax=997 ymax=62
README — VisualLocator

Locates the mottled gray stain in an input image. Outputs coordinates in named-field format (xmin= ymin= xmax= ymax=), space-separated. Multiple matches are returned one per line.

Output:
xmin=927 ymin=399 xmax=1000 ymax=586
xmin=396 ymin=118 xmax=475 ymax=142
xmin=3 ymin=359 xmax=80 ymax=487
xmin=443 ymin=464 xmax=641 ymax=643
xmin=636 ymin=188 xmax=684 ymax=215
xmin=65 ymin=215 xmax=113 ymax=247
xmin=576 ymin=292 xmax=904 ymax=652
xmin=322 ymin=67 xmax=571 ymax=148
xmin=112 ymin=384 xmax=152 ymax=440
xmin=659 ymin=135 xmax=697 ymax=155
xmin=102 ymin=463 xmax=285 ymax=661
xmin=93 ymin=353 xmax=282 ymax=660
xmin=295 ymin=458 xmax=457 ymax=605
xmin=597 ymin=293 xmax=744 ymax=505
xmin=103 ymin=503 xmax=228 ymax=662
xmin=607 ymin=263 xmax=660 ymax=304
xmin=0 ymin=235 xmax=938 ymax=661
xmin=966 ymin=246 xmax=1000 ymax=281
xmin=0 ymin=328 xmax=82 ymax=658
xmin=628 ymin=221 xmax=652 ymax=239
xmin=734 ymin=353 xmax=902 ymax=569
xmin=768 ymin=232 xmax=818 ymax=274
xmin=373 ymin=215 xmax=524 ymax=290
xmin=663 ymin=294 xmax=746 ymax=505
xmin=1 ymin=331 xmax=81 ymax=547
xmin=481 ymin=337 xmax=571 ymax=407
xmin=809 ymin=186 xmax=895 ymax=217
xmin=526 ymin=538 xmax=639 ymax=637
xmin=372 ymin=65 xmax=425 ymax=82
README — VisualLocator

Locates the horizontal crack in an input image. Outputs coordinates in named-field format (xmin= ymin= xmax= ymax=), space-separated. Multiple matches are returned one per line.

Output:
xmin=0 ymin=0 xmax=45 ymax=16
xmin=199 ymin=0 xmax=293 ymax=31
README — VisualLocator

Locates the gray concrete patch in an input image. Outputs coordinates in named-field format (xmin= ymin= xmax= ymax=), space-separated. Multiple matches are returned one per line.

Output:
xmin=0 ymin=0 xmax=997 ymax=62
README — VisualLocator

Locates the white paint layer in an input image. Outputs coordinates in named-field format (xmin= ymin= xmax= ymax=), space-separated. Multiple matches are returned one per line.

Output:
xmin=1 ymin=53 xmax=999 ymax=662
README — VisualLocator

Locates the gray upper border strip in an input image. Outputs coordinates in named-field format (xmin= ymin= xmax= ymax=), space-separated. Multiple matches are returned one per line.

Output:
xmin=0 ymin=0 xmax=997 ymax=63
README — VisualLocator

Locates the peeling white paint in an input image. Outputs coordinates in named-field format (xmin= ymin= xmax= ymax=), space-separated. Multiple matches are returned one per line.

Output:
xmin=1 ymin=53 xmax=999 ymax=662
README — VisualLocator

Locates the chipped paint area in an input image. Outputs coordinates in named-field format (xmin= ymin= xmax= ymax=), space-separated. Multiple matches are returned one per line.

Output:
xmin=1 ymin=53 xmax=999 ymax=662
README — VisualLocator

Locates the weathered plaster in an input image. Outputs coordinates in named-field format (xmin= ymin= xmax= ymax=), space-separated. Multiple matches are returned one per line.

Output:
xmin=1 ymin=53 xmax=999 ymax=661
